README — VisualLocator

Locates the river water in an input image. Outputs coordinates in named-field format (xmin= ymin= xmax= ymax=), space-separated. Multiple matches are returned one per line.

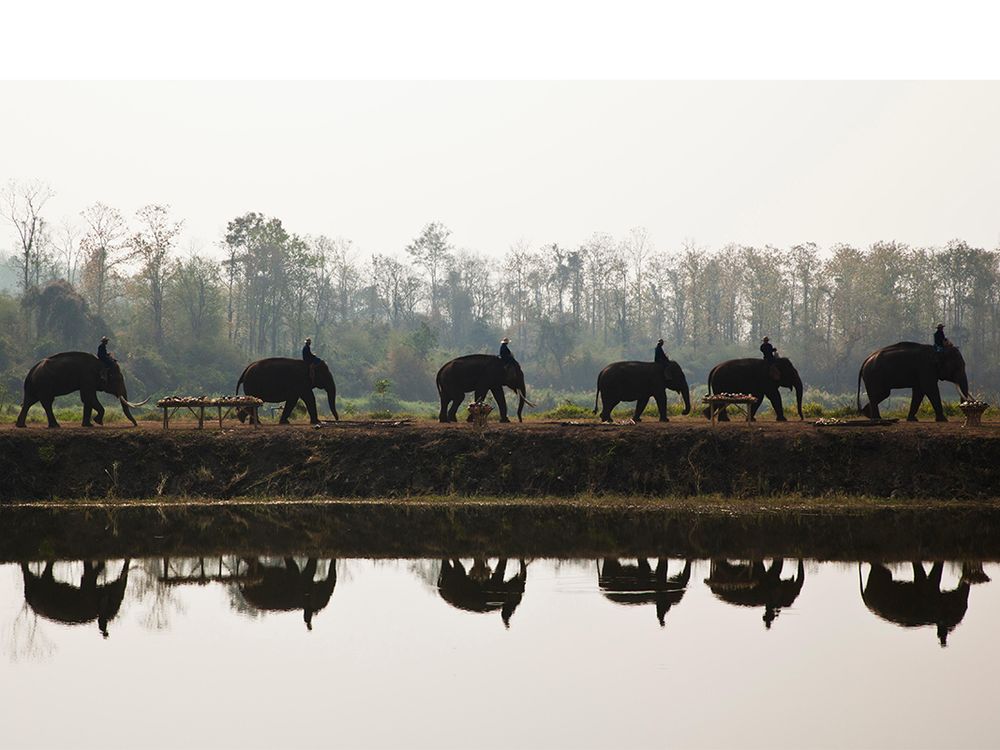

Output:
xmin=2 ymin=556 xmax=997 ymax=749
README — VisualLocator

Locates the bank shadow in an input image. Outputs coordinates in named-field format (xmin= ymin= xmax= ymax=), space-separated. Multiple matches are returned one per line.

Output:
xmin=21 ymin=560 xmax=130 ymax=638
xmin=597 ymin=558 xmax=692 ymax=626
xmin=437 ymin=559 xmax=527 ymax=628
xmin=705 ymin=559 xmax=805 ymax=629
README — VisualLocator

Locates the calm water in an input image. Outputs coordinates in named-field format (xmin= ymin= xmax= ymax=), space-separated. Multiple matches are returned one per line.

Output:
xmin=2 ymin=557 xmax=997 ymax=749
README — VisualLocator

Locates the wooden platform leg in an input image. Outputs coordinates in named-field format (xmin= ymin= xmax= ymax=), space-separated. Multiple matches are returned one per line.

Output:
xmin=218 ymin=405 xmax=223 ymax=429
xmin=198 ymin=405 xmax=205 ymax=429
xmin=163 ymin=407 xmax=168 ymax=429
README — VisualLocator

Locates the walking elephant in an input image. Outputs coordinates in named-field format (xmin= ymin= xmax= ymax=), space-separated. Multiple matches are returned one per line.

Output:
xmin=21 ymin=560 xmax=131 ymax=638
xmin=436 ymin=354 xmax=532 ymax=423
xmin=236 ymin=357 xmax=339 ymax=425
xmin=598 ymin=558 xmax=692 ymax=626
xmin=704 ymin=357 xmax=804 ymax=421
xmin=857 ymin=342 xmax=970 ymax=421
xmin=705 ymin=559 xmax=805 ymax=629
xmin=15 ymin=352 xmax=148 ymax=428
xmin=237 ymin=558 xmax=337 ymax=630
xmin=437 ymin=558 xmax=527 ymax=628
xmin=860 ymin=562 xmax=971 ymax=647
xmin=593 ymin=358 xmax=691 ymax=423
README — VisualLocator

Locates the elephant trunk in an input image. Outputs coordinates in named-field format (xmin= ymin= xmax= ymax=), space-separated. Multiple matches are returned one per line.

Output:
xmin=326 ymin=389 xmax=339 ymax=421
xmin=118 ymin=398 xmax=138 ymax=427
xmin=516 ymin=394 xmax=525 ymax=422
xmin=679 ymin=381 xmax=691 ymax=415
xmin=957 ymin=374 xmax=971 ymax=401
xmin=794 ymin=374 xmax=804 ymax=420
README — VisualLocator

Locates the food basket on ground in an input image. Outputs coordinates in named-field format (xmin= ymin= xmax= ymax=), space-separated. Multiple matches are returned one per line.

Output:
xmin=958 ymin=399 xmax=989 ymax=428
xmin=467 ymin=400 xmax=494 ymax=428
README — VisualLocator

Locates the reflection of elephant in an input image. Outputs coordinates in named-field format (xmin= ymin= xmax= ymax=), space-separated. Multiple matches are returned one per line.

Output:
xmin=860 ymin=562 xmax=971 ymax=647
xmin=858 ymin=342 xmax=970 ymax=421
xmin=705 ymin=357 xmax=803 ymax=421
xmin=705 ymin=559 xmax=805 ymax=629
xmin=238 ymin=558 xmax=337 ymax=630
xmin=236 ymin=357 xmax=339 ymax=424
xmin=16 ymin=352 xmax=147 ymax=428
xmin=21 ymin=560 xmax=131 ymax=638
xmin=437 ymin=559 xmax=527 ymax=627
xmin=598 ymin=559 xmax=691 ymax=626
xmin=436 ymin=355 xmax=532 ymax=423
xmin=594 ymin=358 xmax=692 ymax=423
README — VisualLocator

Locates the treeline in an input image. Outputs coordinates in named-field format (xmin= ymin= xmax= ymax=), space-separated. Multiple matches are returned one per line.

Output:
xmin=2 ymin=178 xmax=1000 ymax=405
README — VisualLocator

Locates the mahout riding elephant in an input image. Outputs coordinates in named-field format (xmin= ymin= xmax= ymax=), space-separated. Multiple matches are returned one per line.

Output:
xmin=705 ymin=559 xmax=805 ymax=629
xmin=860 ymin=562 xmax=971 ymax=647
xmin=437 ymin=558 xmax=527 ymax=628
xmin=704 ymin=357 xmax=804 ymax=421
xmin=436 ymin=355 xmax=532 ymax=423
xmin=598 ymin=558 xmax=692 ymax=626
xmin=857 ymin=342 xmax=970 ymax=421
xmin=236 ymin=357 xmax=339 ymax=425
xmin=593 ymin=357 xmax=691 ymax=423
xmin=15 ymin=352 xmax=148 ymax=428
xmin=21 ymin=560 xmax=131 ymax=638
xmin=237 ymin=557 xmax=337 ymax=630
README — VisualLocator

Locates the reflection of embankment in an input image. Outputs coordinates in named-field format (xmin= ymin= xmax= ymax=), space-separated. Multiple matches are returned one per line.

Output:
xmin=598 ymin=559 xmax=691 ymax=626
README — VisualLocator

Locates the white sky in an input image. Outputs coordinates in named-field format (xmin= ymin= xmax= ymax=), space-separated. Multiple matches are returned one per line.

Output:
xmin=3 ymin=81 xmax=1000 ymax=260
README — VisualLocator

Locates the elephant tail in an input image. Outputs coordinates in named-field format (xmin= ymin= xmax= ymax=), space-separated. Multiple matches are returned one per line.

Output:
xmin=856 ymin=363 xmax=864 ymax=413
xmin=235 ymin=364 xmax=250 ymax=395
xmin=593 ymin=377 xmax=600 ymax=414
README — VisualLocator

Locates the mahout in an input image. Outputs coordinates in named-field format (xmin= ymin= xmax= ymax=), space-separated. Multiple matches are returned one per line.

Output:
xmin=436 ymin=354 xmax=532 ymax=423
xmin=15 ymin=352 xmax=148 ymax=428
xmin=236 ymin=357 xmax=339 ymax=425
xmin=857 ymin=342 xmax=970 ymax=421
xmin=704 ymin=356 xmax=804 ymax=421
xmin=593 ymin=356 xmax=691 ymax=423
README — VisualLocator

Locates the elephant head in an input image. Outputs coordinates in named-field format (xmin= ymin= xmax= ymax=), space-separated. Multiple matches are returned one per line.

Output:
xmin=502 ymin=361 xmax=534 ymax=421
xmin=770 ymin=357 xmax=804 ymax=420
xmin=100 ymin=360 xmax=147 ymax=426
xmin=660 ymin=358 xmax=691 ymax=415
xmin=937 ymin=347 xmax=971 ymax=400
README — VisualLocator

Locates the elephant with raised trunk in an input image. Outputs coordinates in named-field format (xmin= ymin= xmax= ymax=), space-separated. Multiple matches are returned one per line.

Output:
xmin=704 ymin=357 xmax=803 ymax=421
xmin=436 ymin=354 xmax=532 ymax=423
xmin=598 ymin=558 xmax=692 ymax=627
xmin=857 ymin=342 xmax=970 ymax=421
xmin=236 ymin=357 xmax=339 ymax=425
xmin=15 ymin=352 xmax=148 ymax=428
xmin=21 ymin=560 xmax=131 ymax=638
xmin=594 ymin=358 xmax=691 ymax=423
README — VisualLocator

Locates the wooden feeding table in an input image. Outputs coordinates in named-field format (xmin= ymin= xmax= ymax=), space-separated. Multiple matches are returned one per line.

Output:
xmin=703 ymin=393 xmax=757 ymax=425
xmin=959 ymin=400 xmax=990 ymax=428
xmin=156 ymin=396 xmax=264 ymax=429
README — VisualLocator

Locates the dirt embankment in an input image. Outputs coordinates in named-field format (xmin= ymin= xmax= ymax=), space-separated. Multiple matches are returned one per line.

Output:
xmin=2 ymin=420 xmax=1000 ymax=501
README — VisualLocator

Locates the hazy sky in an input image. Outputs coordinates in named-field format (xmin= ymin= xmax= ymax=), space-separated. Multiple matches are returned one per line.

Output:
xmin=3 ymin=81 xmax=999 ymax=259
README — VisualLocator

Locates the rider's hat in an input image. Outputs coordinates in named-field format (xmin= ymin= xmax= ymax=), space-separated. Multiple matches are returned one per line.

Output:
xmin=500 ymin=337 xmax=510 ymax=344
xmin=936 ymin=323 xmax=944 ymax=329
xmin=762 ymin=336 xmax=769 ymax=342
xmin=100 ymin=336 xmax=109 ymax=343
xmin=305 ymin=337 xmax=312 ymax=344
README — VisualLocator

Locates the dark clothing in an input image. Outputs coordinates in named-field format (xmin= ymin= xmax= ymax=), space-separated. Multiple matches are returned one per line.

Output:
xmin=499 ymin=342 xmax=514 ymax=363
xmin=654 ymin=342 xmax=667 ymax=363
xmin=934 ymin=329 xmax=946 ymax=350
xmin=97 ymin=342 xmax=114 ymax=367
xmin=302 ymin=343 xmax=320 ymax=364
xmin=760 ymin=341 xmax=777 ymax=361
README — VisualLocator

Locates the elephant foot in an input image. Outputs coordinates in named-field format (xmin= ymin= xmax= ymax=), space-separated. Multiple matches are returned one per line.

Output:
xmin=47 ymin=424 xmax=60 ymax=429
xmin=499 ymin=417 xmax=510 ymax=423
xmin=278 ymin=419 xmax=291 ymax=425
xmin=15 ymin=421 xmax=26 ymax=428
xmin=776 ymin=417 xmax=787 ymax=422
xmin=659 ymin=417 xmax=669 ymax=422
xmin=81 ymin=422 xmax=93 ymax=428
xmin=94 ymin=415 xmax=103 ymax=425
xmin=633 ymin=417 xmax=642 ymax=423
xmin=936 ymin=416 xmax=948 ymax=423
xmin=907 ymin=416 xmax=918 ymax=422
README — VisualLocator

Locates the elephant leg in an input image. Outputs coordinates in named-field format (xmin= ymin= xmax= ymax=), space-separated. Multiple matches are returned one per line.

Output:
xmin=749 ymin=395 xmax=764 ymax=421
xmin=15 ymin=395 xmax=36 ymax=428
xmin=716 ymin=406 xmax=730 ymax=422
xmin=492 ymin=387 xmax=510 ymax=423
xmin=41 ymin=397 xmax=59 ymax=428
xmin=653 ymin=392 xmax=668 ymax=422
xmin=447 ymin=394 xmax=463 ymax=422
xmin=279 ymin=399 xmax=297 ymax=424
xmin=865 ymin=388 xmax=888 ymax=420
xmin=768 ymin=390 xmax=786 ymax=421
xmin=926 ymin=384 xmax=947 ymax=422
xmin=81 ymin=397 xmax=93 ymax=427
xmin=633 ymin=396 xmax=650 ymax=422
xmin=907 ymin=388 xmax=925 ymax=422
xmin=302 ymin=391 xmax=320 ymax=424
xmin=439 ymin=393 xmax=450 ymax=423
xmin=601 ymin=398 xmax=619 ymax=423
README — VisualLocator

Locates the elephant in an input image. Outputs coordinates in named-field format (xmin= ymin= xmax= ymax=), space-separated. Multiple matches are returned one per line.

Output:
xmin=436 ymin=354 xmax=532 ymax=423
xmin=21 ymin=560 xmax=131 ymax=638
xmin=597 ymin=558 xmax=692 ymax=626
xmin=437 ymin=558 xmax=527 ymax=628
xmin=236 ymin=357 xmax=339 ymax=425
xmin=705 ymin=559 xmax=805 ymax=629
xmin=704 ymin=357 xmax=804 ymax=421
xmin=237 ymin=558 xmax=337 ymax=630
xmin=857 ymin=342 xmax=970 ymax=421
xmin=860 ymin=562 xmax=971 ymax=647
xmin=593 ymin=357 xmax=691 ymax=423
xmin=15 ymin=352 xmax=148 ymax=428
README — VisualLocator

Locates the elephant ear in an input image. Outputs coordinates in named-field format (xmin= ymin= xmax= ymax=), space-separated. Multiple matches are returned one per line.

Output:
xmin=768 ymin=364 xmax=781 ymax=382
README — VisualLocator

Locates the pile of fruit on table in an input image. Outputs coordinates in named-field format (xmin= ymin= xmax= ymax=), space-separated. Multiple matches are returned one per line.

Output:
xmin=156 ymin=396 xmax=264 ymax=407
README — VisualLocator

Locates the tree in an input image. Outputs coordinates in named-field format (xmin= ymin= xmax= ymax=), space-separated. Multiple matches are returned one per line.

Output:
xmin=1 ymin=179 xmax=54 ymax=295
xmin=130 ymin=204 xmax=183 ymax=346
xmin=405 ymin=222 xmax=452 ymax=320
xmin=80 ymin=203 xmax=129 ymax=319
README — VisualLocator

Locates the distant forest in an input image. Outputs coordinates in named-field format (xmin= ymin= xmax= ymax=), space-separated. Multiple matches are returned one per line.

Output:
xmin=3 ymin=179 xmax=999 ymax=405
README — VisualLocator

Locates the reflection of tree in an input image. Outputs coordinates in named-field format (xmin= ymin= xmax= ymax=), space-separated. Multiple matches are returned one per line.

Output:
xmin=5 ymin=602 xmax=55 ymax=663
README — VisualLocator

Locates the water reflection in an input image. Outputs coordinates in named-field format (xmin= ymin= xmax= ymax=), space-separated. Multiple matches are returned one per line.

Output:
xmin=237 ymin=558 xmax=337 ymax=630
xmin=859 ymin=561 xmax=990 ymax=647
xmin=704 ymin=559 xmax=805 ymax=629
xmin=436 ymin=558 xmax=527 ymax=627
xmin=21 ymin=560 xmax=130 ymax=638
xmin=597 ymin=558 xmax=691 ymax=626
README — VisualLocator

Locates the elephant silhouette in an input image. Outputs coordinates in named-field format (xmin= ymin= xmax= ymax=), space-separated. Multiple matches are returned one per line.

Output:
xmin=705 ymin=559 xmax=805 ymax=629
xmin=437 ymin=559 xmax=527 ymax=628
xmin=597 ymin=559 xmax=692 ymax=626
xmin=860 ymin=562 xmax=972 ymax=647
xmin=238 ymin=558 xmax=337 ymax=630
xmin=21 ymin=560 xmax=131 ymax=638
